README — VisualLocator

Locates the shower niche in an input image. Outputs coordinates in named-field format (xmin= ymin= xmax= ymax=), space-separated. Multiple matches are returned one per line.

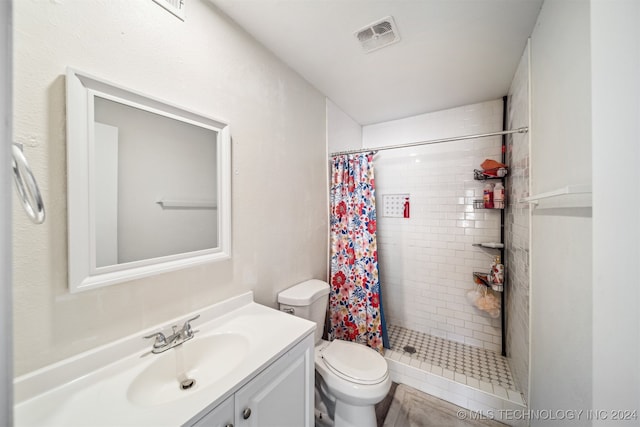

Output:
xmin=381 ymin=193 xmax=410 ymax=218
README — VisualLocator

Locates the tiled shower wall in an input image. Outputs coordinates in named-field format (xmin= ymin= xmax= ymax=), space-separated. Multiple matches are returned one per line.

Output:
xmin=504 ymin=44 xmax=531 ymax=403
xmin=365 ymin=100 xmax=504 ymax=352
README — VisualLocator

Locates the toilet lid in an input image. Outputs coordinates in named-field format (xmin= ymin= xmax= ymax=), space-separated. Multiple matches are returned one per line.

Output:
xmin=321 ymin=340 xmax=388 ymax=385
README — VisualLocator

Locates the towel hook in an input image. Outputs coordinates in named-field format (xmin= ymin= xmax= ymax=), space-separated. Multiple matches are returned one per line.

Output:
xmin=12 ymin=143 xmax=45 ymax=224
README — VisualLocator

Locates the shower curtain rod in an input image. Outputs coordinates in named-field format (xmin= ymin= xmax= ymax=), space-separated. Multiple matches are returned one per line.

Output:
xmin=330 ymin=127 xmax=529 ymax=157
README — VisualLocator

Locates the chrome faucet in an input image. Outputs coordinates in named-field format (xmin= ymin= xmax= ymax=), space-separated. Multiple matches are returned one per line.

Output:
xmin=144 ymin=315 xmax=200 ymax=354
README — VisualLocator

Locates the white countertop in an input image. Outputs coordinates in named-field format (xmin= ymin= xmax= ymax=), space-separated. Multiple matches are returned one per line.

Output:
xmin=14 ymin=292 xmax=315 ymax=426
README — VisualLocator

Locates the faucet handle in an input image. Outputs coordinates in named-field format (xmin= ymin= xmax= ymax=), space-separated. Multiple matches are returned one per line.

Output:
xmin=185 ymin=314 xmax=200 ymax=324
xmin=144 ymin=332 xmax=167 ymax=348
xmin=182 ymin=315 xmax=200 ymax=337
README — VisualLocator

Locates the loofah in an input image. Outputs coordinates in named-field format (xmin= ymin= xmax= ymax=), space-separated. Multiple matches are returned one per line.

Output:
xmin=475 ymin=289 xmax=501 ymax=318
xmin=466 ymin=288 xmax=481 ymax=305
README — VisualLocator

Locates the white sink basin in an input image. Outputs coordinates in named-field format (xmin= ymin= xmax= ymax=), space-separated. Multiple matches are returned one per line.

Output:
xmin=127 ymin=333 xmax=250 ymax=406
xmin=14 ymin=294 xmax=316 ymax=427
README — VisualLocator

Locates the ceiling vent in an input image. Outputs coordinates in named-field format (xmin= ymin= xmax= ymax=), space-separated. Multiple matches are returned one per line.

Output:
xmin=355 ymin=16 xmax=400 ymax=53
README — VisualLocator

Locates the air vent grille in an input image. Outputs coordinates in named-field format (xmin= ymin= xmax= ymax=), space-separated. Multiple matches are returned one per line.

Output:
xmin=153 ymin=0 xmax=185 ymax=21
xmin=372 ymin=21 xmax=393 ymax=35
xmin=355 ymin=16 xmax=400 ymax=53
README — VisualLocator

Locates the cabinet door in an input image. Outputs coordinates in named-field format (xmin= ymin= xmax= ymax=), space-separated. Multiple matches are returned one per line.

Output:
xmin=190 ymin=395 xmax=235 ymax=427
xmin=235 ymin=337 xmax=313 ymax=427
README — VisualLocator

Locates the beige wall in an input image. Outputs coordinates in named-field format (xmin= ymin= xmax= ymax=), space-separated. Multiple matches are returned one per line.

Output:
xmin=13 ymin=0 xmax=328 ymax=376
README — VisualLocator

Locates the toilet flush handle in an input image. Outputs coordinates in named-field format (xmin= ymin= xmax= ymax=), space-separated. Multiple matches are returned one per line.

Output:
xmin=281 ymin=307 xmax=295 ymax=315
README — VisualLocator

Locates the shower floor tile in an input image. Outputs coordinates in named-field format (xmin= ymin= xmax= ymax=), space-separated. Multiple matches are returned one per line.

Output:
xmin=387 ymin=324 xmax=516 ymax=391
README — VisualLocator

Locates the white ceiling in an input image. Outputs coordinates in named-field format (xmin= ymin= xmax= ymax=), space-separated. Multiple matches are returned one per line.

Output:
xmin=209 ymin=0 xmax=543 ymax=125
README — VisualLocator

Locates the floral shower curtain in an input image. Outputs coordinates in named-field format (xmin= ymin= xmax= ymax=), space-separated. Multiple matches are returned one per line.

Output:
xmin=328 ymin=152 xmax=388 ymax=353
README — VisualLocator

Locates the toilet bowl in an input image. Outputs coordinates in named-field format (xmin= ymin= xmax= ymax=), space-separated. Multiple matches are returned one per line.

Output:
xmin=278 ymin=280 xmax=391 ymax=427
xmin=315 ymin=339 xmax=391 ymax=426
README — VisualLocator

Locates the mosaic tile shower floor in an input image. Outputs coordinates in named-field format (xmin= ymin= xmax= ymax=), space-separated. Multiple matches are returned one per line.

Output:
xmin=388 ymin=324 xmax=516 ymax=391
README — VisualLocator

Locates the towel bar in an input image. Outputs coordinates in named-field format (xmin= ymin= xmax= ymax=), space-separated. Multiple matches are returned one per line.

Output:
xmin=12 ymin=143 xmax=45 ymax=224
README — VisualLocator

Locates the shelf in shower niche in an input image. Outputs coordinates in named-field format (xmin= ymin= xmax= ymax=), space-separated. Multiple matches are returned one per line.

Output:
xmin=473 ymin=272 xmax=504 ymax=292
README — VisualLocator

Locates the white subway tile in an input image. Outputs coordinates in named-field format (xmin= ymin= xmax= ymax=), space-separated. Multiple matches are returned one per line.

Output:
xmin=375 ymin=100 xmax=502 ymax=351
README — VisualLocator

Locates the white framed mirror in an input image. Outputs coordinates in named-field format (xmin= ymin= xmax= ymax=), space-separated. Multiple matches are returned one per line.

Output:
xmin=66 ymin=68 xmax=231 ymax=293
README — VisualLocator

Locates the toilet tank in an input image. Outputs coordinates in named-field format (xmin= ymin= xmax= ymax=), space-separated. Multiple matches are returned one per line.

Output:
xmin=278 ymin=279 xmax=330 ymax=344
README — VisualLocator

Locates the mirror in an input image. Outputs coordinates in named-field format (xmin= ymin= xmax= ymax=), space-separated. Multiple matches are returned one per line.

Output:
xmin=66 ymin=68 xmax=231 ymax=293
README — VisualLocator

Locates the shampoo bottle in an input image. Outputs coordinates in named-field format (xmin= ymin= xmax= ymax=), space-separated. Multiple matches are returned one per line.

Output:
xmin=493 ymin=255 xmax=504 ymax=284
xmin=487 ymin=256 xmax=496 ymax=284
xmin=483 ymin=183 xmax=494 ymax=209
xmin=493 ymin=183 xmax=505 ymax=209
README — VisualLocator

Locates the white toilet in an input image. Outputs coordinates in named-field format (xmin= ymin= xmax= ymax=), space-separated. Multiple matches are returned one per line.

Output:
xmin=278 ymin=279 xmax=391 ymax=427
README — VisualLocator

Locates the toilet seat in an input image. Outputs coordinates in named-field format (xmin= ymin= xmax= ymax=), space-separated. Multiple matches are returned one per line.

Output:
xmin=321 ymin=340 xmax=388 ymax=385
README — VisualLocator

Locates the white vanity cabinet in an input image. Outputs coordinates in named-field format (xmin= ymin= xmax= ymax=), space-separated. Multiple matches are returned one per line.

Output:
xmin=190 ymin=396 xmax=235 ymax=427
xmin=189 ymin=333 xmax=314 ymax=427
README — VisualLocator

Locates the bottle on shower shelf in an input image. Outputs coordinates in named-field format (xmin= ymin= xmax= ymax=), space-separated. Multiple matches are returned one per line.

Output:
xmin=483 ymin=183 xmax=494 ymax=209
xmin=487 ymin=257 xmax=495 ymax=284
xmin=492 ymin=255 xmax=504 ymax=284
xmin=493 ymin=182 xmax=505 ymax=209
